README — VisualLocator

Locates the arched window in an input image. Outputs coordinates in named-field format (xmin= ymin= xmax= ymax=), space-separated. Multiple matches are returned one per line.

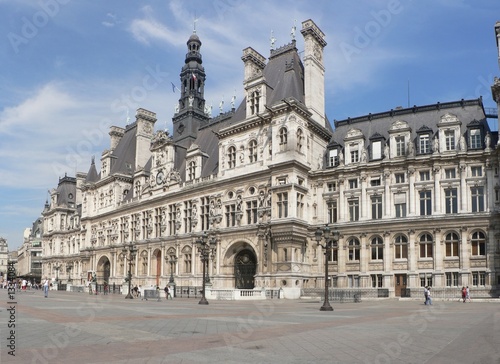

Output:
xmin=445 ymin=232 xmax=460 ymax=257
xmin=188 ymin=161 xmax=196 ymax=180
xmin=296 ymin=128 xmax=303 ymax=152
xmin=279 ymin=127 xmax=288 ymax=151
xmin=182 ymin=246 xmax=192 ymax=273
xmin=471 ymin=231 xmax=486 ymax=256
xmin=227 ymin=146 xmax=236 ymax=168
xmin=248 ymin=139 xmax=258 ymax=163
xmin=394 ymin=235 xmax=408 ymax=259
xmin=348 ymin=238 xmax=360 ymax=261
xmin=419 ymin=234 xmax=433 ymax=258
xmin=371 ymin=236 xmax=383 ymax=260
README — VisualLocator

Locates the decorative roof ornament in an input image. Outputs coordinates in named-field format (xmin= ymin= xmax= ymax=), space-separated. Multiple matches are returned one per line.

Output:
xmin=219 ymin=95 xmax=224 ymax=114
xmin=270 ymin=30 xmax=276 ymax=50
xmin=193 ymin=17 xmax=199 ymax=34
xmin=291 ymin=19 xmax=297 ymax=41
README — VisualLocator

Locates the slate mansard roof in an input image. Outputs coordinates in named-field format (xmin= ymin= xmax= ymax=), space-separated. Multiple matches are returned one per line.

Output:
xmin=331 ymin=98 xmax=495 ymax=148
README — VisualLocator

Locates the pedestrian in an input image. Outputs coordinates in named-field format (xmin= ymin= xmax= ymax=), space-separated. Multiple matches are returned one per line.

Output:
xmin=164 ymin=285 xmax=169 ymax=300
xmin=426 ymin=287 xmax=432 ymax=305
xmin=138 ymin=285 xmax=142 ymax=298
xmin=423 ymin=286 xmax=428 ymax=305
xmin=43 ymin=277 xmax=49 ymax=298
xmin=466 ymin=286 xmax=471 ymax=302
xmin=461 ymin=286 xmax=466 ymax=303
xmin=103 ymin=282 xmax=108 ymax=295
xmin=167 ymin=285 xmax=173 ymax=300
xmin=133 ymin=285 xmax=139 ymax=298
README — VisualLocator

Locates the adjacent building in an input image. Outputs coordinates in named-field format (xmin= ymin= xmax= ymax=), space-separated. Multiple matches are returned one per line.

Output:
xmin=38 ymin=19 xmax=500 ymax=298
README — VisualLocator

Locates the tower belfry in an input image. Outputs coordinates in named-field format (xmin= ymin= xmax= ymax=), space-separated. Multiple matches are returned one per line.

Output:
xmin=172 ymin=30 xmax=209 ymax=147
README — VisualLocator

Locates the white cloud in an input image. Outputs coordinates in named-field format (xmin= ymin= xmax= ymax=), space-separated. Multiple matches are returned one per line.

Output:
xmin=129 ymin=5 xmax=186 ymax=46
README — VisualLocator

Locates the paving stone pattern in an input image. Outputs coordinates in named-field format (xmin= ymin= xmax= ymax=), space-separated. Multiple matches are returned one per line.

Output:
xmin=2 ymin=291 xmax=499 ymax=363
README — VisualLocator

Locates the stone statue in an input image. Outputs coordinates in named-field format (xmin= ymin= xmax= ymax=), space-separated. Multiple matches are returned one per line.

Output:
xmin=384 ymin=144 xmax=390 ymax=159
xmin=433 ymin=136 xmax=439 ymax=153
xmin=485 ymin=132 xmax=491 ymax=149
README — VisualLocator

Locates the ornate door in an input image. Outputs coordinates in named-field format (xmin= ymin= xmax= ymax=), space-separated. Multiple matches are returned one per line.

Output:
xmin=234 ymin=250 xmax=256 ymax=289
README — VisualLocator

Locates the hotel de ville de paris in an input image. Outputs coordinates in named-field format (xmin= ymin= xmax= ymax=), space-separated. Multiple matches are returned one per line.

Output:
xmin=36 ymin=19 xmax=500 ymax=299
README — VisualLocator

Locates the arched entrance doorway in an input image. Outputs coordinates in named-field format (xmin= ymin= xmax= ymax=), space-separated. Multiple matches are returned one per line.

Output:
xmin=96 ymin=256 xmax=111 ymax=284
xmin=234 ymin=249 xmax=257 ymax=289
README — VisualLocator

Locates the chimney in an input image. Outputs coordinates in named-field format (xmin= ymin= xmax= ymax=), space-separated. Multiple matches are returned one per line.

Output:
xmin=135 ymin=108 xmax=157 ymax=169
xmin=301 ymin=19 xmax=327 ymax=127
xmin=109 ymin=126 xmax=125 ymax=151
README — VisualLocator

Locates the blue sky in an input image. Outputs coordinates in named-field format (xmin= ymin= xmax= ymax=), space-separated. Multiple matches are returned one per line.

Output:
xmin=0 ymin=0 xmax=499 ymax=251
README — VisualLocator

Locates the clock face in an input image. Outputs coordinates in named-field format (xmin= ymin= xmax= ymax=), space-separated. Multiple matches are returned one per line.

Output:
xmin=156 ymin=172 xmax=164 ymax=185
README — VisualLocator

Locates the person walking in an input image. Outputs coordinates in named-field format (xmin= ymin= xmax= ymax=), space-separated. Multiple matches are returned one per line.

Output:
xmin=164 ymin=285 xmax=169 ymax=300
xmin=167 ymin=285 xmax=173 ymax=300
xmin=461 ymin=286 xmax=467 ymax=303
xmin=423 ymin=286 xmax=429 ymax=305
xmin=466 ymin=286 xmax=471 ymax=302
xmin=426 ymin=287 xmax=432 ymax=305
xmin=43 ymin=277 xmax=49 ymax=298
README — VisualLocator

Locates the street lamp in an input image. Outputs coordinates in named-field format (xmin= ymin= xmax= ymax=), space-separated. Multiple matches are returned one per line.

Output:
xmin=53 ymin=263 xmax=60 ymax=283
xmin=315 ymin=225 xmax=339 ymax=311
xmin=196 ymin=232 xmax=217 ymax=305
xmin=66 ymin=265 xmax=72 ymax=283
xmin=167 ymin=255 xmax=178 ymax=284
xmin=122 ymin=242 xmax=138 ymax=299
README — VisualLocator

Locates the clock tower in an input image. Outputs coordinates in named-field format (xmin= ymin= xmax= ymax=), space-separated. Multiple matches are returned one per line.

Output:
xmin=172 ymin=30 xmax=209 ymax=149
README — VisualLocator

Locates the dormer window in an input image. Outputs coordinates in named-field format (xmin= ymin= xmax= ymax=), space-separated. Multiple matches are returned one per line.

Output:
xmin=188 ymin=161 xmax=196 ymax=180
xmin=395 ymin=136 xmax=406 ymax=156
xmin=444 ymin=130 xmax=455 ymax=151
xmin=328 ymin=149 xmax=338 ymax=167
xmin=369 ymin=132 xmax=385 ymax=161
xmin=248 ymin=139 xmax=258 ymax=163
xmin=227 ymin=146 xmax=236 ymax=169
xmin=250 ymin=91 xmax=260 ymax=115
xmin=279 ymin=127 xmax=288 ymax=151
xmin=350 ymin=149 xmax=359 ymax=163
xmin=469 ymin=128 xmax=481 ymax=149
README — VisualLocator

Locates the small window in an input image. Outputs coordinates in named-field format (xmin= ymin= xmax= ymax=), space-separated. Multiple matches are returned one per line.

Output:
xmin=370 ymin=177 xmax=381 ymax=187
xmin=445 ymin=168 xmax=456 ymax=179
xmin=419 ymin=171 xmax=430 ymax=181
xmin=471 ymin=166 xmax=482 ymax=177
xmin=349 ymin=179 xmax=358 ymax=189
xmin=395 ymin=173 xmax=405 ymax=184
xmin=469 ymin=129 xmax=481 ymax=149
xmin=327 ymin=182 xmax=337 ymax=192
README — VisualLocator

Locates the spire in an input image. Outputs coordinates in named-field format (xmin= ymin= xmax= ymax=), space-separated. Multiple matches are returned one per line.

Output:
xmin=172 ymin=28 xmax=209 ymax=147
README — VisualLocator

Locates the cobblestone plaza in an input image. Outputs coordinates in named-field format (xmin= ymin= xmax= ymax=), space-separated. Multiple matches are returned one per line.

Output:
xmin=2 ymin=290 xmax=499 ymax=363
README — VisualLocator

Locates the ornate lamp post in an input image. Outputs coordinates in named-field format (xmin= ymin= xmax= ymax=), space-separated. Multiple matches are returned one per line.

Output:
xmin=167 ymin=255 xmax=178 ymax=284
xmin=122 ymin=242 xmax=137 ymax=299
xmin=315 ymin=225 xmax=339 ymax=311
xmin=196 ymin=232 xmax=217 ymax=305
xmin=53 ymin=263 xmax=60 ymax=283
xmin=66 ymin=265 xmax=72 ymax=283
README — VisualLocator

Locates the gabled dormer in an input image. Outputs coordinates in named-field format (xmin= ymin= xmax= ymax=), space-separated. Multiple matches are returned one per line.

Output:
xmin=241 ymin=47 xmax=268 ymax=118
xmin=437 ymin=113 xmax=461 ymax=153
xmin=388 ymin=120 xmax=411 ymax=158
xmin=325 ymin=140 xmax=343 ymax=168
xmin=416 ymin=125 xmax=433 ymax=155
xmin=150 ymin=130 xmax=175 ymax=188
xmin=466 ymin=119 xmax=484 ymax=150
xmin=369 ymin=132 xmax=385 ymax=161
xmin=343 ymin=128 xmax=365 ymax=165
xmin=185 ymin=143 xmax=208 ymax=182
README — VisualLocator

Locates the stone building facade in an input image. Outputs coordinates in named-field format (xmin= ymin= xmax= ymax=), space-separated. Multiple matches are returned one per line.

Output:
xmin=39 ymin=19 xmax=500 ymax=298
